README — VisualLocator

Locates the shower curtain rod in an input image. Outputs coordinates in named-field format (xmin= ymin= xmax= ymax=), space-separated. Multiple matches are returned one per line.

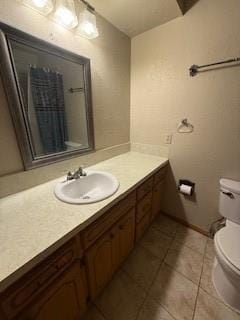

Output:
xmin=189 ymin=57 xmax=240 ymax=76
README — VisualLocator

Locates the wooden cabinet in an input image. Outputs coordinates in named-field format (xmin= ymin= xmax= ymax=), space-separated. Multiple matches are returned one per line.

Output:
xmin=135 ymin=181 xmax=153 ymax=241
xmin=0 ymin=239 xmax=88 ymax=320
xmin=137 ymin=177 xmax=153 ymax=200
xmin=1 ymin=240 xmax=80 ymax=320
xmin=0 ymin=164 xmax=167 ymax=320
xmin=19 ymin=262 xmax=88 ymax=320
xmin=82 ymin=191 xmax=136 ymax=250
xmin=85 ymin=231 xmax=113 ymax=299
xmin=136 ymin=203 xmax=152 ymax=241
xmin=151 ymin=180 xmax=164 ymax=222
xmin=136 ymin=192 xmax=152 ymax=223
xmin=118 ymin=209 xmax=135 ymax=264
xmin=136 ymin=213 xmax=150 ymax=242
xmin=154 ymin=167 xmax=167 ymax=185
xmin=85 ymin=208 xmax=135 ymax=299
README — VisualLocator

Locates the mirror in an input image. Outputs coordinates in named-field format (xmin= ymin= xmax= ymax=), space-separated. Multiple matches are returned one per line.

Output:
xmin=0 ymin=22 xmax=94 ymax=169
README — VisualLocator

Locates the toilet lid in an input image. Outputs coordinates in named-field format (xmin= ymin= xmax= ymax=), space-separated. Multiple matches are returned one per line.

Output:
xmin=215 ymin=223 xmax=240 ymax=271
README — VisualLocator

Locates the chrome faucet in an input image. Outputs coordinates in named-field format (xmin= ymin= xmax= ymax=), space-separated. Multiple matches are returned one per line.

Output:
xmin=67 ymin=166 xmax=87 ymax=180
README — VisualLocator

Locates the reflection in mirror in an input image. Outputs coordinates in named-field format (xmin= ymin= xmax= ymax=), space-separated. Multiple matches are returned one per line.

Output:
xmin=11 ymin=40 xmax=89 ymax=158
xmin=0 ymin=23 xmax=94 ymax=169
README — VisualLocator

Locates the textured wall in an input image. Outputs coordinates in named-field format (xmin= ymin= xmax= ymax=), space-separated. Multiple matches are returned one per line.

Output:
xmin=90 ymin=0 xmax=183 ymax=37
xmin=131 ymin=0 xmax=240 ymax=231
xmin=0 ymin=0 xmax=130 ymax=176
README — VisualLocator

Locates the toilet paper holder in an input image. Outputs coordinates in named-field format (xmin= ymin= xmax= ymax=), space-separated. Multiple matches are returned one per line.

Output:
xmin=178 ymin=179 xmax=195 ymax=196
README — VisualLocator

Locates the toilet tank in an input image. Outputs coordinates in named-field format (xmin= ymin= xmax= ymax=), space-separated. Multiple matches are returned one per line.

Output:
xmin=219 ymin=178 xmax=240 ymax=224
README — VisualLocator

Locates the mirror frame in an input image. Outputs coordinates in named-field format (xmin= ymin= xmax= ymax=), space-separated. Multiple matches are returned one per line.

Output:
xmin=0 ymin=22 xmax=95 ymax=170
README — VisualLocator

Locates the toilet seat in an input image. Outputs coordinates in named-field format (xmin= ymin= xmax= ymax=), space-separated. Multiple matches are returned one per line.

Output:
xmin=215 ymin=221 xmax=240 ymax=274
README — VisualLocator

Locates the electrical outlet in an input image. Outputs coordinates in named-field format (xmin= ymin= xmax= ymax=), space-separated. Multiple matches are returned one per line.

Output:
xmin=163 ymin=133 xmax=172 ymax=144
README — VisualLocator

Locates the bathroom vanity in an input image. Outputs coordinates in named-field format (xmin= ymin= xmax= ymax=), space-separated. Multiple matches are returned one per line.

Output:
xmin=0 ymin=152 xmax=168 ymax=320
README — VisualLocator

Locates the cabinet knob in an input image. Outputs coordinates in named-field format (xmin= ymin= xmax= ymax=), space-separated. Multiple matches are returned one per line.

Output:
xmin=110 ymin=233 xmax=114 ymax=239
xmin=119 ymin=225 xmax=123 ymax=230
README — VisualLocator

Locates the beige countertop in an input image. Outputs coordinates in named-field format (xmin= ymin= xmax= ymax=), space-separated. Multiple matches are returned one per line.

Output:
xmin=0 ymin=152 xmax=168 ymax=292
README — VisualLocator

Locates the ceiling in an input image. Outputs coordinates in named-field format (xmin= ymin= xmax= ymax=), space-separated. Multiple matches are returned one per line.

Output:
xmin=91 ymin=0 xmax=184 ymax=38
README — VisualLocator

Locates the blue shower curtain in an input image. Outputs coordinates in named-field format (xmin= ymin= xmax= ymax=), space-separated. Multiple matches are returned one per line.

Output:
xmin=30 ymin=67 xmax=68 ymax=154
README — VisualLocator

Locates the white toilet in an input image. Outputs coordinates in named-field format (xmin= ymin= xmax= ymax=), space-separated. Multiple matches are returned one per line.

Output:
xmin=213 ymin=178 xmax=240 ymax=313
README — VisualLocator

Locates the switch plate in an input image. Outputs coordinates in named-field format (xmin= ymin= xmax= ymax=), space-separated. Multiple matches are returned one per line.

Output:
xmin=163 ymin=134 xmax=172 ymax=144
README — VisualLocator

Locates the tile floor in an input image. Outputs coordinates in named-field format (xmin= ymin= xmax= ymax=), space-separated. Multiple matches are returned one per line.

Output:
xmin=83 ymin=214 xmax=240 ymax=320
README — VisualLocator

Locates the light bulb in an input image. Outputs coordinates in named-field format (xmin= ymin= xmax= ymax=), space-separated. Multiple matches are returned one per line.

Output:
xmin=32 ymin=0 xmax=47 ymax=8
xmin=55 ymin=7 xmax=75 ymax=27
xmin=20 ymin=0 xmax=54 ymax=15
xmin=82 ymin=22 xmax=94 ymax=35
xmin=76 ymin=8 xmax=99 ymax=39
xmin=53 ymin=0 xmax=78 ymax=30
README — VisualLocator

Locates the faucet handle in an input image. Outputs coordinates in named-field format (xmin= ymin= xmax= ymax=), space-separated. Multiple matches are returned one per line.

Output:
xmin=79 ymin=165 xmax=87 ymax=176
xmin=67 ymin=171 xmax=73 ymax=180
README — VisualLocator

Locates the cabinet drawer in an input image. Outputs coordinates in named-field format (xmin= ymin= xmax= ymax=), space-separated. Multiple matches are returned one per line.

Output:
xmin=1 ymin=239 xmax=78 ymax=319
xmin=137 ymin=177 xmax=153 ymax=200
xmin=136 ymin=192 xmax=152 ymax=223
xmin=82 ymin=191 xmax=136 ymax=249
xmin=136 ymin=213 xmax=150 ymax=241
xmin=154 ymin=167 xmax=167 ymax=185
xmin=18 ymin=262 xmax=88 ymax=320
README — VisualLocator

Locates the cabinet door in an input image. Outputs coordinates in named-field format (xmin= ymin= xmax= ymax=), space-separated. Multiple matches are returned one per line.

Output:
xmin=86 ymin=232 xmax=113 ymax=299
xmin=118 ymin=209 xmax=135 ymax=264
xmin=136 ymin=212 xmax=150 ymax=241
xmin=151 ymin=180 xmax=164 ymax=221
xmin=110 ymin=224 xmax=120 ymax=274
xmin=20 ymin=262 xmax=88 ymax=320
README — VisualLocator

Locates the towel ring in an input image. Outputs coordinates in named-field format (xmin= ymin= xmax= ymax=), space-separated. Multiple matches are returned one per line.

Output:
xmin=177 ymin=118 xmax=194 ymax=133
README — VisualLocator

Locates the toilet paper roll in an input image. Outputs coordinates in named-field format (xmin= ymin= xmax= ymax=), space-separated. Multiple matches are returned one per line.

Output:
xmin=179 ymin=184 xmax=192 ymax=195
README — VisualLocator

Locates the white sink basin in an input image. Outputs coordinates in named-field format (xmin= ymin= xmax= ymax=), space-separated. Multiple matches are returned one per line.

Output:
xmin=54 ymin=171 xmax=119 ymax=204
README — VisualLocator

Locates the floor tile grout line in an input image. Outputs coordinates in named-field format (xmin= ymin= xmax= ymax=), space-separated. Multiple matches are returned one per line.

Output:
xmin=133 ymin=288 xmax=149 ymax=320
xmin=199 ymin=239 xmax=226 ymax=304
xmin=191 ymin=236 xmax=208 ymax=320
xmin=164 ymin=239 xmax=206 ymax=286
xmin=142 ymin=223 xmax=175 ymax=238
xmin=93 ymin=303 xmax=109 ymax=320
xmin=134 ymin=229 xmax=177 ymax=320
xmin=199 ymin=283 xmax=240 ymax=316
xmin=169 ymin=240 xmax=206 ymax=257
xmin=150 ymin=220 xmax=178 ymax=238
xmin=150 ymin=224 xmax=177 ymax=238
xmin=137 ymin=240 xmax=171 ymax=260
xmin=170 ymin=221 xmax=208 ymax=256
xmin=139 ymin=233 xmax=181 ymax=320
xmin=120 ymin=221 xmax=177 ymax=294
xmin=146 ymin=222 xmax=205 ymax=320
xmin=163 ymin=260 xmax=202 ymax=287
xmin=120 ymin=267 xmax=149 ymax=294
xmin=135 ymin=225 xmax=176 ymax=320
xmin=119 ymin=264 xmax=157 ymax=320
xmin=121 ymin=225 xmax=175 ymax=290
xmin=92 ymin=267 xmax=147 ymax=320
xmin=191 ymin=283 xmax=201 ymax=320
xmin=149 ymin=294 xmax=179 ymax=320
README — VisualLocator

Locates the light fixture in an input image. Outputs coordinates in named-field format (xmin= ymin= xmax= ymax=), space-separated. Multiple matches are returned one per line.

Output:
xmin=53 ymin=0 xmax=78 ymax=29
xmin=76 ymin=3 xmax=99 ymax=39
xmin=20 ymin=0 xmax=54 ymax=15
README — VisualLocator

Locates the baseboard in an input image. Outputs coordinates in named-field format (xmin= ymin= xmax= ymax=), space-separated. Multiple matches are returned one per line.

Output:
xmin=161 ymin=211 xmax=210 ymax=237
